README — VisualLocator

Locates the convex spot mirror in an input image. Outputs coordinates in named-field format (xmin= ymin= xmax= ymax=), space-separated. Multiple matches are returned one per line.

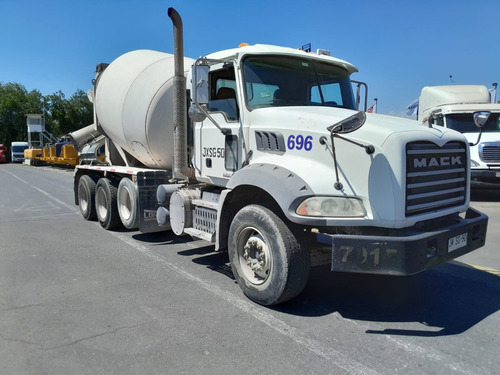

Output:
xmin=473 ymin=111 xmax=490 ymax=129
xmin=188 ymin=105 xmax=207 ymax=122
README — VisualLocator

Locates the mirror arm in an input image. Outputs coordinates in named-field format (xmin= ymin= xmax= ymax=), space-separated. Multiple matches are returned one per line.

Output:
xmin=324 ymin=111 xmax=375 ymax=190
xmin=329 ymin=133 xmax=343 ymax=190
xmin=469 ymin=129 xmax=483 ymax=147
xmin=193 ymin=103 xmax=231 ymax=135
xmin=469 ymin=111 xmax=490 ymax=146
xmin=333 ymin=134 xmax=375 ymax=154
xmin=326 ymin=131 xmax=375 ymax=192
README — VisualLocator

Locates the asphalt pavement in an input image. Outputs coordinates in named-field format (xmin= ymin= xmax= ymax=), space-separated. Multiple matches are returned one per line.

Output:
xmin=0 ymin=163 xmax=499 ymax=375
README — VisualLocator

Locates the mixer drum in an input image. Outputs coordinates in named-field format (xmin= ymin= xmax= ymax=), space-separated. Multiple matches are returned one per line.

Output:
xmin=94 ymin=50 xmax=194 ymax=169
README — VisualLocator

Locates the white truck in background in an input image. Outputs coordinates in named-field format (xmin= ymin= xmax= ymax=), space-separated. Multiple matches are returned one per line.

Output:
xmin=418 ymin=85 xmax=500 ymax=188
xmin=11 ymin=141 xmax=29 ymax=163
xmin=70 ymin=8 xmax=488 ymax=305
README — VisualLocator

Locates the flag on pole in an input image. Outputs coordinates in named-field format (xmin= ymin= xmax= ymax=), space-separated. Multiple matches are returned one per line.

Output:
xmin=406 ymin=99 xmax=419 ymax=116
xmin=366 ymin=103 xmax=377 ymax=113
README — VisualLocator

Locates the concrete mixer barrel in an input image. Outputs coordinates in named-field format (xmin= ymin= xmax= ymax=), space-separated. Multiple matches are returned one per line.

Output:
xmin=93 ymin=50 xmax=194 ymax=170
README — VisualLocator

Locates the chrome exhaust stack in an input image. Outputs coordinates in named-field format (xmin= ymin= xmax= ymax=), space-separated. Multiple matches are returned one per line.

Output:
xmin=168 ymin=7 xmax=193 ymax=180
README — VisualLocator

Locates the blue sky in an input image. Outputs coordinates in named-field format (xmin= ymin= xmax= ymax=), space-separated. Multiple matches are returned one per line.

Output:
xmin=1 ymin=0 xmax=499 ymax=118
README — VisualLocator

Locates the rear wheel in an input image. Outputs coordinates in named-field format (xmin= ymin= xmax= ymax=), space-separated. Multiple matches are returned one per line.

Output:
xmin=228 ymin=204 xmax=310 ymax=305
xmin=95 ymin=178 xmax=121 ymax=230
xmin=78 ymin=175 xmax=97 ymax=221
xmin=117 ymin=177 xmax=139 ymax=229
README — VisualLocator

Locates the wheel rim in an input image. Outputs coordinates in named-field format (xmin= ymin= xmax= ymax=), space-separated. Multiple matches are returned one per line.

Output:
xmin=78 ymin=184 xmax=88 ymax=212
xmin=96 ymin=188 xmax=108 ymax=220
xmin=118 ymin=187 xmax=131 ymax=220
xmin=236 ymin=227 xmax=272 ymax=285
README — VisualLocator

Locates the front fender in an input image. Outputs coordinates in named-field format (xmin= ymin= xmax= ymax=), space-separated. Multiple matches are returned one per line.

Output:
xmin=226 ymin=163 xmax=313 ymax=220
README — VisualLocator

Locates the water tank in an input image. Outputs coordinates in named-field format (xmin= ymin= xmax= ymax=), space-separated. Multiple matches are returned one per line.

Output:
xmin=94 ymin=50 xmax=195 ymax=169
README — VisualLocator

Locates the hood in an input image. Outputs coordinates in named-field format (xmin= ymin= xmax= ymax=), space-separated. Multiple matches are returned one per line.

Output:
xmin=243 ymin=106 xmax=471 ymax=228
xmin=247 ymin=106 xmax=457 ymax=148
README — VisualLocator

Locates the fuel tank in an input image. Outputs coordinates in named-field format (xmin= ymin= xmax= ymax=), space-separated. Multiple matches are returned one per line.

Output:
xmin=94 ymin=49 xmax=194 ymax=169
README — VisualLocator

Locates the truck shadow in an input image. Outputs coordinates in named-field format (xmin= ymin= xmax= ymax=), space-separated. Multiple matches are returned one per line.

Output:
xmin=276 ymin=262 xmax=500 ymax=337
xmin=182 ymin=243 xmax=500 ymax=338
xmin=132 ymin=231 xmax=198 ymax=246
xmin=133 ymin=231 xmax=231 ymax=275
xmin=132 ymin=230 xmax=500 ymax=338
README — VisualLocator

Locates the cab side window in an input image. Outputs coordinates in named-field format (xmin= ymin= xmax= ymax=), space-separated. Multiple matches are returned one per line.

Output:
xmin=209 ymin=66 xmax=239 ymax=121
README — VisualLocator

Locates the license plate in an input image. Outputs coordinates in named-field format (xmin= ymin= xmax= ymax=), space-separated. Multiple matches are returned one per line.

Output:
xmin=448 ymin=233 xmax=467 ymax=252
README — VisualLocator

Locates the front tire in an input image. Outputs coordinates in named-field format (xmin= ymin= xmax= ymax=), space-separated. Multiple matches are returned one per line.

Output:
xmin=95 ymin=178 xmax=121 ymax=230
xmin=228 ymin=205 xmax=310 ymax=305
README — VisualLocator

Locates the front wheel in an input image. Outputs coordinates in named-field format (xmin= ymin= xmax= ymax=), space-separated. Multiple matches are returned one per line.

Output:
xmin=228 ymin=205 xmax=310 ymax=305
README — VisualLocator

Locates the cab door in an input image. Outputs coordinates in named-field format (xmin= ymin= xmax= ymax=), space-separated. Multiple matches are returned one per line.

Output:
xmin=193 ymin=63 xmax=241 ymax=186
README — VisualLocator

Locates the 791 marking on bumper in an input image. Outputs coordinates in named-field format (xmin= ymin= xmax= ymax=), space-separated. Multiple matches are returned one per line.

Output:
xmin=331 ymin=207 xmax=487 ymax=275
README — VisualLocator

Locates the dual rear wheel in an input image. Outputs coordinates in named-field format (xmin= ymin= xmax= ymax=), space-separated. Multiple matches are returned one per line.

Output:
xmin=77 ymin=176 xmax=139 ymax=230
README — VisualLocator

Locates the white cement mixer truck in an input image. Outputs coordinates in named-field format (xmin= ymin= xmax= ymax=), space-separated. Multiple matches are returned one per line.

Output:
xmin=70 ymin=8 xmax=488 ymax=305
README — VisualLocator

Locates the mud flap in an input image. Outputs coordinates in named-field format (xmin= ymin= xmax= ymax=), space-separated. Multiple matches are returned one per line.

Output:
xmin=137 ymin=171 xmax=170 ymax=233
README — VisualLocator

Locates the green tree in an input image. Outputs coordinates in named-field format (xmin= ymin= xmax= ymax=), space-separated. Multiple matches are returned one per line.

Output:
xmin=0 ymin=83 xmax=93 ymax=148
xmin=0 ymin=82 xmax=43 ymax=148
xmin=44 ymin=90 xmax=93 ymax=137
xmin=44 ymin=91 xmax=67 ymax=136
xmin=65 ymin=89 xmax=93 ymax=134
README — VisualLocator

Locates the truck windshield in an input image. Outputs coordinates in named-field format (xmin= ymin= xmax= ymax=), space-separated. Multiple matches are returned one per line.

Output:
xmin=446 ymin=113 xmax=500 ymax=133
xmin=12 ymin=145 xmax=27 ymax=152
xmin=242 ymin=55 xmax=355 ymax=110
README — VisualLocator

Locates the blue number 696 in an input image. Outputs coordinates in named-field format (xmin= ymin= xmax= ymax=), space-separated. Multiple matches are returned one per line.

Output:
xmin=287 ymin=135 xmax=313 ymax=151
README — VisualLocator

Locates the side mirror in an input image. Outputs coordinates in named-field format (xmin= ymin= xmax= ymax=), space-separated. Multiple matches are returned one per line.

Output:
xmin=473 ymin=111 xmax=490 ymax=129
xmin=470 ymin=111 xmax=490 ymax=146
xmin=327 ymin=111 xmax=366 ymax=134
xmin=192 ymin=64 xmax=209 ymax=105
xmin=426 ymin=109 xmax=442 ymax=128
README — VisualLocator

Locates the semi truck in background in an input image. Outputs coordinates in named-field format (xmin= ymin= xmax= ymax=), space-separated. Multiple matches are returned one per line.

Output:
xmin=11 ymin=141 xmax=29 ymax=163
xmin=418 ymin=85 xmax=500 ymax=188
xmin=70 ymin=8 xmax=488 ymax=305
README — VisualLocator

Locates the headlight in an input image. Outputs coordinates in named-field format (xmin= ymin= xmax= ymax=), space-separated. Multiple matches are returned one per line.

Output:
xmin=296 ymin=196 xmax=366 ymax=217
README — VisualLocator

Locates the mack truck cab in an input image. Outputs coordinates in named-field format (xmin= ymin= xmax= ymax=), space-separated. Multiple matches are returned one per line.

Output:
xmin=418 ymin=85 xmax=500 ymax=188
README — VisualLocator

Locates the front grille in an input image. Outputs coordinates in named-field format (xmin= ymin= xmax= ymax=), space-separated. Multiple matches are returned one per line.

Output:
xmin=406 ymin=141 xmax=467 ymax=216
xmin=479 ymin=142 xmax=500 ymax=162
xmin=255 ymin=131 xmax=285 ymax=152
